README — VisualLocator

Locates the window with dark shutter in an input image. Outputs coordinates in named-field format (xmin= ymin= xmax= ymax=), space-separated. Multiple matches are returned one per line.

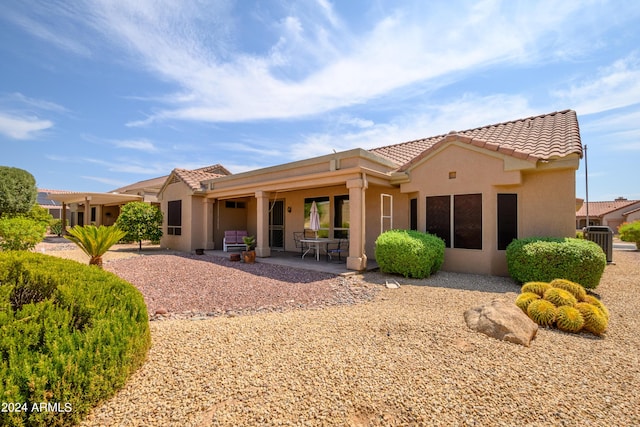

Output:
xmin=497 ymin=194 xmax=517 ymax=250
xmin=454 ymin=194 xmax=482 ymax=249
xmin=426 ymin=195 xmax=451 ymax=247
xmin=167 ymin=200 xmax=182 ymax=236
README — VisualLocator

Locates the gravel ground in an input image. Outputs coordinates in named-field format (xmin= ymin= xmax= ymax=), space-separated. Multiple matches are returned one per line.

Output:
xmin=45 ymin=242 xmax=639 ymax=426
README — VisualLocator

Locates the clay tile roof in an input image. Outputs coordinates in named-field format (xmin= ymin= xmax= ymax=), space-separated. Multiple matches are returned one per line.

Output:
xmin=172 ymin=166 xmax=229 ymax=192
xmin=370 ymin=110 xmax=582 ymax=169
xmin=576 ymin=199 xmax=640 ymax=217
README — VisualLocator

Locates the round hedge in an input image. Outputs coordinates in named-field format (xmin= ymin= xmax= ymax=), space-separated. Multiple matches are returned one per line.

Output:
xmin=506 ymin=237 xmax=606 ymax=289
xmin=374 ymin=229 xmax=445 ymax=279
xmin=0 ymin=251 xmax=150 ymax=427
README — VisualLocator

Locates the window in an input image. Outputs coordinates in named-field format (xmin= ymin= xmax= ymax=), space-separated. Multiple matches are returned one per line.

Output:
xmin=381 ymin=194 xmax=393 ymax=234
xmin=90 ymin=207 xmax=96 ymax=223
xmin=167 ymin=200 xmax=182 ymax=236
xmin=454 ymin=194 xmax=482 ymax=249
xmin=497 ymin=194 xmax=518 ymax=250
xmin=410 ymin=198 xmax=418 ymax=231
xmin=426 ymin=195 xmax=451 ymax=247
xmin=304 ymin=197 xmax=329 ymax=238
xmin=225 ymin=201 xmax=246 ymax=209
xmin=334 ymin=195 xmax=350 ymax=239
xmin=426 ymin=194 xmax=483 ymax=249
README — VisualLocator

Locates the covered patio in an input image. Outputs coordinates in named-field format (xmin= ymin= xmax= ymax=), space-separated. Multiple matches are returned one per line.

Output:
xmin=200 ymin=248 xmax=378 ymax=276
xmin=47 ymin=192 xmax=143 ymax=228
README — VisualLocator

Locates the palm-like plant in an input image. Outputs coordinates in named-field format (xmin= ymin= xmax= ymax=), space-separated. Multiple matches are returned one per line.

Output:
xmin=64 ymin=225 xmax=127 ymax=268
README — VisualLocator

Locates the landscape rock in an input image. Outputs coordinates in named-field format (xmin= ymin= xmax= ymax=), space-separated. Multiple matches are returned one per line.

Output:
xmin=464 ymin=299 xmax=538 ymax=346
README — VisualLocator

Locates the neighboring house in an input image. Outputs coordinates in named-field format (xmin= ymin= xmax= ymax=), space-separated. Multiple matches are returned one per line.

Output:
xmin=46 ymin=164 xmax=231 ymax=228
xmin=38 ymin=189 xmax=70 ymax=220
xmin=624 ymin=207 xmax=640 ymax=223
xmin=158 ymin=109 xmax=582 ymax=276
xmin=576 ymin=197 xmax=640 ymax=231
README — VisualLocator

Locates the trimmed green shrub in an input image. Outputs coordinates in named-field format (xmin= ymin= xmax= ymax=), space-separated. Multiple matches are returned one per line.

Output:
xmin=515 ymin=292 xmax=540 ymax=313
xmin=375 ymin=229 xmax=445 ymax=279
xmin=527 ymin=299 xmax=557 ymax=327
xmin=0 ymin=216 xmax=47 ymax=251
xmin=0 ymin=251 xmax=150 ymax=426
xmin=521 ymin=281 xmax=551 ymax=297
xmin=506 ymin=237 xmax=606 ymax=289
xmin=618 ymin=221 xmax=640 ymax=250
xmin=556 ymin=306 xmax=585 ymax=333
xmin=549 ymin=278 xmax=587 ymax=302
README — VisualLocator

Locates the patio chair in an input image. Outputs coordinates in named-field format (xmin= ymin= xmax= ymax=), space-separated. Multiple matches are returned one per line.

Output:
xmin=327 ymin=238 xmax=349 ymax=261
xmin=293 ymin=232 xmax=304 ymax=255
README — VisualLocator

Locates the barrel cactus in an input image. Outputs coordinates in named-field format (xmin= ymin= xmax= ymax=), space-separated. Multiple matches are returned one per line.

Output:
xmin=583 ymin=295 xmax=610 ymax=322
xmin=521 ymin=281 xmax=551 ymax=297
xmin=575 ymin=302 xmax=608 ymax=336
xmin=556 ymin=306 xmax=585 ymax=333
xmin=544 ymin=288 xmax=578 ymax=308
xmin=527 ymin=299 xmax=557 ymax=327
xmin=515 ymin=292 xmax=540 ymax=313
xmin=550 ymin=278 xmax=587 ymax=302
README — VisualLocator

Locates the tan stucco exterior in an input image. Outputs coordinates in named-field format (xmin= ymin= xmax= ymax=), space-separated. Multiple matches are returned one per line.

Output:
xmin=157 ymin=137 xmax=580 ymax=276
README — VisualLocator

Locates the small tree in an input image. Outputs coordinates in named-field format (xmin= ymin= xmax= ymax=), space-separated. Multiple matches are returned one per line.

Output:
xmin=0 ymin=216 xmax=47 ymax=251
xmin=115 ymin=202 xmax=163 ymax=250
xmin=0 ymin=166 xmax=38 ymax=217
xmin=619 ymin=221 xmax=640 ymax=249
xmin=65 ymin=225 xmax=127 ymax=268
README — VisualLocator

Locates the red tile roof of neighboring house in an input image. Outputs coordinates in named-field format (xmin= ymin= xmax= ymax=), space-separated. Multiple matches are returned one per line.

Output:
xmin=576 ymin=199 xmax=640 ymax=217
xmin=370 ymin=110 xmax=582 ymax=168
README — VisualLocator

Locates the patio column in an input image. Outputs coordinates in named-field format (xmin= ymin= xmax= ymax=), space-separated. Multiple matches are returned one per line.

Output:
xmin=84 ymin=196 xmax=91 ymax=226
xmin=255 ymin=191 xmax=271 ymax=257
xmin=346 ymin=176 xmax=367 ymax=271
xmin=204 ymin=198 xmax=215 ymax=250
xmin=61 ymin=202 xmax=67 ymax=235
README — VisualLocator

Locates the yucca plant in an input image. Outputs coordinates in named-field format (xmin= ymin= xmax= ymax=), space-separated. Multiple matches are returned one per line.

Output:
xmin=64 ymin=225 xmax=127 ymax=268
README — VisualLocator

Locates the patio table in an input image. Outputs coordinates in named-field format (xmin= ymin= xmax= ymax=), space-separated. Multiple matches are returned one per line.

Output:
xmin=300 ymin=238 xmax=337 ymax=261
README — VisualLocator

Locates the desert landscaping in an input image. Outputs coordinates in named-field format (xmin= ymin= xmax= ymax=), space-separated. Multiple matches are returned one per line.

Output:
xmin=35 ymin=239 xmax=640 ymax=426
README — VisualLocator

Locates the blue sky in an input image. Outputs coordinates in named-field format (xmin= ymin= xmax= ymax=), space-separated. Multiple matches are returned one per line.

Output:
xmin=1 ymin=0 xmax=639 ymax=201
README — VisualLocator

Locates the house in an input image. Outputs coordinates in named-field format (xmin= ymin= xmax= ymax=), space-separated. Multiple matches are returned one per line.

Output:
xmin=38 ymin=189 xmax=71 ymax=220
xmin=576 ymin=197 xmax=640 ymax=231
xmin=158 ymin=109 xmax=582 ymax=276
xmin=45 ymin=165 xmax=231 ymax=229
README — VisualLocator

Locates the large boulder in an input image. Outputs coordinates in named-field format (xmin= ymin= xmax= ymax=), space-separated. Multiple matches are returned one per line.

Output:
xmin=464 ymin=299 xmax=538 ymax=347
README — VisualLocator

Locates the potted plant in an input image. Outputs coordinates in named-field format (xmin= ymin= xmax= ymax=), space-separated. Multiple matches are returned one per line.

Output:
xmin=242 ymin=235 xmax=256 ymax=263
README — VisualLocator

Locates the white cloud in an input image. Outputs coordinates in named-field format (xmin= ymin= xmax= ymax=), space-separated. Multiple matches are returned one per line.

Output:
xmin=113 ymin=138 xmax=158 ymax=152
xmin=81 ymin=175 xmax=129 ymax=187
xmin=286 ymin=93 xmax=535 ymax=160
xmin=553 ymin=54 xmax=640 ymax=115
xmin=7 ymin=0 xmax=589 ymax=126
xmin=0 ymin=112 xmax=53 ymax=140
xmin=9 ymin=92 xmax=70 ymax=114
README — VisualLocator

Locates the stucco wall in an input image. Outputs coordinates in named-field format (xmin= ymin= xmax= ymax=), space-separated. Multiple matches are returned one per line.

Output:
xmin=399 ymin=143 xmax=577 ymax=275
xmin=604 ymin=201 xmax=640 ymax=231
xmin=160 ymin=181 xmax=194 ymax=252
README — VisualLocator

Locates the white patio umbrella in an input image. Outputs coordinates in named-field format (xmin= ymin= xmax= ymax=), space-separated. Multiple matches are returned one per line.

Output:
xmin=309 ymin=201 xmax=320 ymax=238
